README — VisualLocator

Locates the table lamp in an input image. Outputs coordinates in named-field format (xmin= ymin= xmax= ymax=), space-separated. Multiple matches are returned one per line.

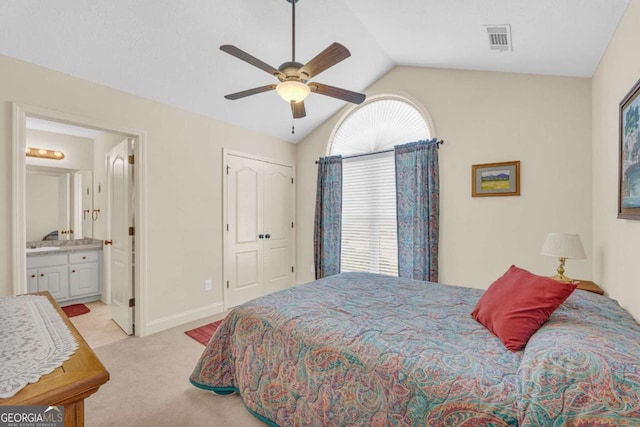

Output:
xmin=540 ymin=233 xmax=586 ymax=282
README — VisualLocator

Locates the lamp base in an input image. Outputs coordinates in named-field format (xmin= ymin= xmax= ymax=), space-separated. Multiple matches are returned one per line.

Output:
xmin=549 ymin=257 xmax=578 ymax=283
xmin=549 ymin=273 xmax=578 ymax=283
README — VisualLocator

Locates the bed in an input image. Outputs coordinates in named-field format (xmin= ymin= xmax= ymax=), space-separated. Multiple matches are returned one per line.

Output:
xmin=190 ymin=272 xmax=640 ymax=426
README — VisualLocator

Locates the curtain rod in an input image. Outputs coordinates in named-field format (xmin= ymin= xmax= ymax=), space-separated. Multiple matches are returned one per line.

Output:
xmin=315 ymin=139 xmax=444 ymax=164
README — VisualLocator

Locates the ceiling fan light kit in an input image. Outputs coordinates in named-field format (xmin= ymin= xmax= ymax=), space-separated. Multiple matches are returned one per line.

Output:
xmin=276 ymin=80 xmax=310 ymax=104
xmin=220 ymin=0 xmax=365 ymax=121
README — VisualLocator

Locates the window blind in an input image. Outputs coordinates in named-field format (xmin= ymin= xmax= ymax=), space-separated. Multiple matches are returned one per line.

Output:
xmin=341 ymin=151 xmax=398 ymax=276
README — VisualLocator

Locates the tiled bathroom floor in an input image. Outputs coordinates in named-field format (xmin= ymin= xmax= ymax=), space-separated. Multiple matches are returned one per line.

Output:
xmin=69 ymin=301 xmax=129 ymax=348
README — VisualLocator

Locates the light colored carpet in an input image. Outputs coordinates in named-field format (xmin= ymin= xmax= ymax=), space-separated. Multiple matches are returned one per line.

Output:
xmin=85 ymin=314 xmax=267 ymax=427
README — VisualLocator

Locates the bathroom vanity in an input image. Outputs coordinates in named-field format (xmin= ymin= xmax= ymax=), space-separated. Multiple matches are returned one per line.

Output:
xmin=26 ymin=242 xmax=102 ymax=306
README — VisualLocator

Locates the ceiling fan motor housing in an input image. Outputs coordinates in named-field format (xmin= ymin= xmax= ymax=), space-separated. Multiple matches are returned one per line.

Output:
xmin=278 ymin=61 xmax=308 ymax=82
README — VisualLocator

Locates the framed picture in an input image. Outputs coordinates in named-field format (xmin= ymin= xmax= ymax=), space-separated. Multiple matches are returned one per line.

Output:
xmin=618 ymin=77 xmax=640 ymax=220
xmin=472 ymin=161 xmax=520 ymax=197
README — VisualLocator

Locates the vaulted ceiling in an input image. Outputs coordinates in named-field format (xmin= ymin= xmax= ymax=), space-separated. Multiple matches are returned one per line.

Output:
xmin=0 ymin=0 xmax=629 ymax=143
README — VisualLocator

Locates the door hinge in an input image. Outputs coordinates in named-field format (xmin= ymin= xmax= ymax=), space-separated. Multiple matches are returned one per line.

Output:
xmin=128 ymin=155 xmax=135 ymax=165
xmin=226 ymin=165 xmax=230 ymax=175
xmin=129 ymin=226 xmax=135 ymax=236
xmin=226 ymin=224 xmax=229 ymax=232
xmin=291 ymin=266 xmax=294 ymax=273
xmin=291 ymin=177 xmax=294 ymax=184
xmin=129 ymin=298 xmax=135 ymax=307
xmin=226 ymin=280 xmax=229 ymax=289
xmin=291 ymin=222 xmax=294 ymax=228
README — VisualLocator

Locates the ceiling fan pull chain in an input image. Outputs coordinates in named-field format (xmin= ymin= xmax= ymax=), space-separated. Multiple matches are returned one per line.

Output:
xmin=291 ymin=118 xmax=295 ymax=134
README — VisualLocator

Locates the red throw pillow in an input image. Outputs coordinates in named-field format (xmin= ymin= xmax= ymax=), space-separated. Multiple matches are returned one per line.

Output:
xmin=471 ymin=265 xmax=577 ymax=351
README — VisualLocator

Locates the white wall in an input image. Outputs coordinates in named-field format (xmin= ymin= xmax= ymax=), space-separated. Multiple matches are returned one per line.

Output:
xmin=296 ymin=67 xmax=592 ymax=290
xmin=25 ymin=172 xmax=59 ymax=241
xmin=592 ymin=0 xmax=640 ymax=321
xmin=0 ymin=54 xmax=295 ymax=334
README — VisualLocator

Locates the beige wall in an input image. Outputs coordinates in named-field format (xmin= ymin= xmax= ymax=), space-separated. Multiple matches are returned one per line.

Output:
xmin=0 ymin=54 xmax=295 ymax=333
xmin=296 ymin=67 xmax=593 ymax=290
xmin=592 ymin=0 xmax=640 ymax=321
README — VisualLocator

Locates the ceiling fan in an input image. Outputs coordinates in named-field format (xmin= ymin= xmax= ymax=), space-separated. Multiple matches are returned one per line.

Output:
xmin=220 ymin=0 xmax=366 ymax=120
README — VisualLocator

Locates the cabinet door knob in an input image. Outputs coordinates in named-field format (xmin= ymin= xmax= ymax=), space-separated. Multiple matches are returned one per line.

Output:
xmin=72 ymin=270 xmax=76 ymax=273
xmin=31 ymin=274 xmax=36 ymax=278
xmin=40 ymin=274 xmax=44 ymax=277
xmin=265 ymin=234 xmax=271 ymax=239
xmin=82 ymin=256 xmax=86 ymax=260
xmin=258 ymin=234 xmax=264 ymax=239
xmin=104 ymin=240 xmax=113 ymax=246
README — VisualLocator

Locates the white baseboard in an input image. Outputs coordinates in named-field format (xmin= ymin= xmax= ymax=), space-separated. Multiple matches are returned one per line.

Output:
xmin=144 ymin=302 xmax=225 ymax=335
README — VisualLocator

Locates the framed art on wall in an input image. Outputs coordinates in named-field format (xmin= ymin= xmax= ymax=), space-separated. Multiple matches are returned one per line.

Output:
xmin=472 ymin=161 xmax=520 ymax=197
xmin=619 ymin=77 xmax=640 ymax=220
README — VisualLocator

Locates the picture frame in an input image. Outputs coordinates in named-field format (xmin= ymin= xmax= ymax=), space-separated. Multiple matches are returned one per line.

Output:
xmin=472 ymin=161 xmax=520 ymax=197
xmin=618 ymin=77 xmax=640 ymax=220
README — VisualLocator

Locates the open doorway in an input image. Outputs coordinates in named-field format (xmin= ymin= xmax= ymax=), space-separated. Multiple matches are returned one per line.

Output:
xmin=12 ymin=103 xmax=147 ymax=341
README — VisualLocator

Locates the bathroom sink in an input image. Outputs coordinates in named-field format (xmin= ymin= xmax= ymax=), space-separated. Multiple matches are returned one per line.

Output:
xmin=26 ymin=247 xmax=61 ymax=253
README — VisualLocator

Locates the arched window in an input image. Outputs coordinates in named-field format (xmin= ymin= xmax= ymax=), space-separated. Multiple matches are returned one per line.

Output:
xmin=329 ymin=95 xmax=433 ymax=276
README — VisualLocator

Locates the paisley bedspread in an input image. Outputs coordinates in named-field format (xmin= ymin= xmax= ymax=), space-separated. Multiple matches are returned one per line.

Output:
xmin=190 ymin=272 xmax=640 ymax=426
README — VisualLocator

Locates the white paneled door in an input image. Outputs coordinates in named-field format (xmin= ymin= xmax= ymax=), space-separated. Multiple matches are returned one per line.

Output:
xmin=226 ymin=155 xmax=264 ymax=308
xmin=224 ymin=154 xmax=294 ymax=309
xmin=263 ymin=162 xmax=294 ymax=295
xmin=107 ymin=139 xmax=134 ymax=335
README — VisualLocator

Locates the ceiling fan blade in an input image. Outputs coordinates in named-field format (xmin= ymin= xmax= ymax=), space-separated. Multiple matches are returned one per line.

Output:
xmin=220 ymin=45 xmax=284 ymax=79
xmin=299 ymin=42 xmax=351 ymax=80
xmin=224 ymin=84 xmax=277 ymax=100
xmin=309 ymin=82 xmax=366 ymax=104
xmin=291 ymin=101 xmax=306 ymax=119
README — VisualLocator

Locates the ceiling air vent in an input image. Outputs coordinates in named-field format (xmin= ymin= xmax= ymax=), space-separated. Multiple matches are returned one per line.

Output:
xmin=486 ymin=25 xmax=512 ymax=52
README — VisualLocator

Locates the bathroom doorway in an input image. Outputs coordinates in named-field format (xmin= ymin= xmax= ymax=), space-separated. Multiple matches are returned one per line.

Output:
xmin=12 ymin=103 xmax=148 ymax=339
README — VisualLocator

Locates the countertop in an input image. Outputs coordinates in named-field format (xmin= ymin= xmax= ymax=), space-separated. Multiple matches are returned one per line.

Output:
xmin=26 ymin=243 xmax=103 ymax=256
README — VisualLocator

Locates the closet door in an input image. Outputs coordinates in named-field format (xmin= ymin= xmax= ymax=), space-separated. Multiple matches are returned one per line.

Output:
xmin=263 ymin=162 xmax=294 ymax=294
xmin=225 ymin=155 xmax=264 ymax=308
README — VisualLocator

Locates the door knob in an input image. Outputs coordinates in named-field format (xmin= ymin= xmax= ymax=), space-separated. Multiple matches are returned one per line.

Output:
xmin=104 ymin=240 xmax=113 ymax=246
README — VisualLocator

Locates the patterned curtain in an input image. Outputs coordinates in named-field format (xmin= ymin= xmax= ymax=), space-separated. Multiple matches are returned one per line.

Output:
xmin=395 ymin=139 xmax=440 ymax=281
xmin=314 ymin=155 xmax=343 ymax=279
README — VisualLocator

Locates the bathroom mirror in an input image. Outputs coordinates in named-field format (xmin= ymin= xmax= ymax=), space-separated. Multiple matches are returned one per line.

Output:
xmin=26 ymin=165 xmax=93 ymax=242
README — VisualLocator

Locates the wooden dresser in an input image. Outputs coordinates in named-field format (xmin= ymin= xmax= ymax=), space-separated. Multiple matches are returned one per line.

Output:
xmin=0 ymin=292 xmax=109 ymax=427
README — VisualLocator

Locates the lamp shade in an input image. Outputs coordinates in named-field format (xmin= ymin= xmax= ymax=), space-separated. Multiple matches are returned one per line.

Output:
xmin=276 ymin=81 xmax=310 ymax=104
xmin=540 ymin=233 xmax=586 ymax=259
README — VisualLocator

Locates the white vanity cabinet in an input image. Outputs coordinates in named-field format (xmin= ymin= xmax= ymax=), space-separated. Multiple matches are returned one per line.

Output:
xmin=26 ymin=248 xmax=102 ymax=305
xmin=69 ymin=250 xmax=100 ymax=298
xmin=26 ymin=253 xmax=69 ymax=300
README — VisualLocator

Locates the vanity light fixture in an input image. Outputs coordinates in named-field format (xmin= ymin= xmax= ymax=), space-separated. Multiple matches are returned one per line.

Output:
xmin=25 ymin=147 xmax=65 ymax=160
